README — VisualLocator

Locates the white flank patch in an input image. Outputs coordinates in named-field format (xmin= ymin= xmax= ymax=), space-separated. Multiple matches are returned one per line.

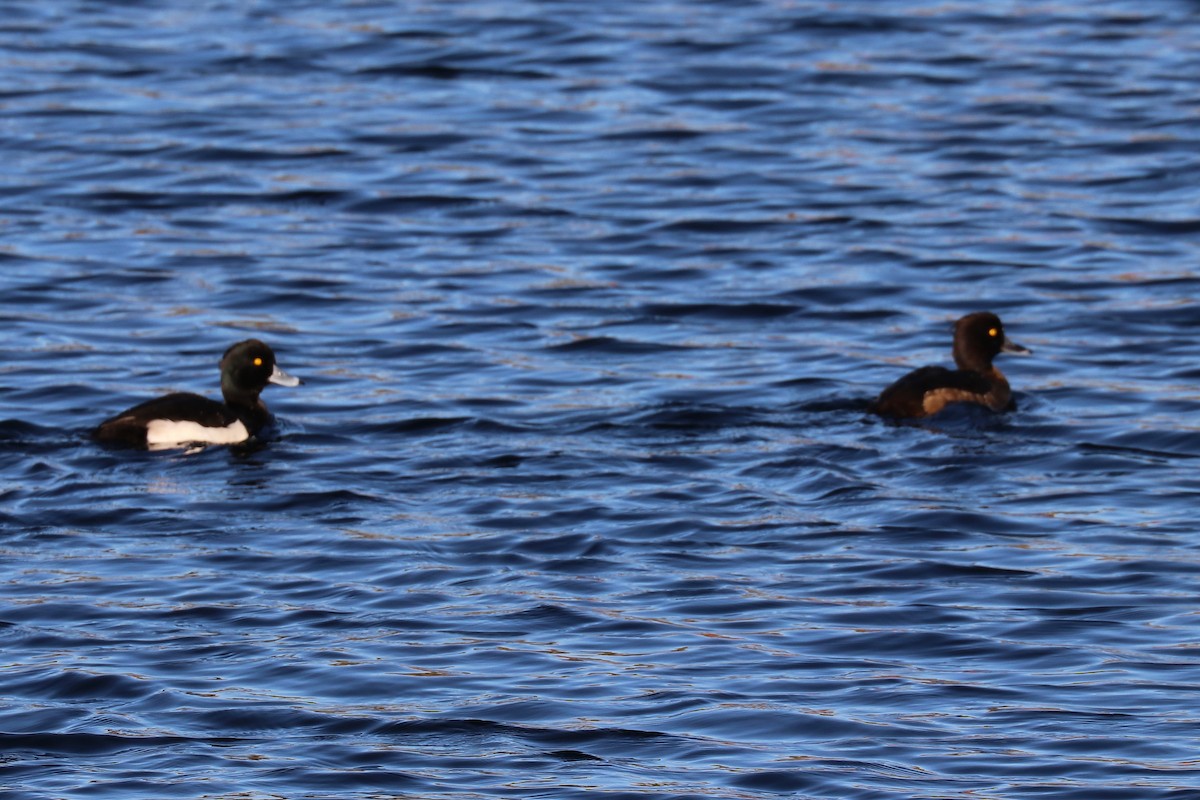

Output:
xmin=145 ymin=418 xmax=250 ymax=449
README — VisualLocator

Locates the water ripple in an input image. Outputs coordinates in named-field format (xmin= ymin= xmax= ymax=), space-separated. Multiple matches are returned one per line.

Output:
xmin=4 ymin=0 xmax=1200 ymax=798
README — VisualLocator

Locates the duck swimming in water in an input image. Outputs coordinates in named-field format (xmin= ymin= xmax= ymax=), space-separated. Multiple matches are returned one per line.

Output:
xmin=94 ymin=339 xmax=301 ymax=449
xmin=872 ymin=311 xmax=1029 ymax=419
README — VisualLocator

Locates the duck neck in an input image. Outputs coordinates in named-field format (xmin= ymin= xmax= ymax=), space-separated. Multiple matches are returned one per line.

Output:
xmin=953 ymin=343 xmax=992 ymax=374
xmin=221 ymin=374 xmax=259 ymax=406
xmin=221 ymin=380 xmax=270 ymax=427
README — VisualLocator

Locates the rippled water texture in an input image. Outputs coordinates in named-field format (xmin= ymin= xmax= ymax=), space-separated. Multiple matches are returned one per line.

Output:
xmin=4 ymin=1 xmax=1200 ymax=798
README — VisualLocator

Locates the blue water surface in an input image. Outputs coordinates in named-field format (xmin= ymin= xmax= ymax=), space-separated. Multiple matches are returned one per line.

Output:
xmin=3 ymin=1 xmax=1200 ymax=798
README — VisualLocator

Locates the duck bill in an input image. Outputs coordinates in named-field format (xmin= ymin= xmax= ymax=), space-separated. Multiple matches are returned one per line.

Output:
xmin=269 ymin=364 xmax=302 ymax=387
xmin=1002 ymin=337 xmax=1031 ymax=356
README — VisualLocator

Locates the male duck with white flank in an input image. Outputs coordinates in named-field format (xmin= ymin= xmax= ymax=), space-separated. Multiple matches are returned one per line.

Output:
xmin=95 ymin=339 xmax=300 ymax=449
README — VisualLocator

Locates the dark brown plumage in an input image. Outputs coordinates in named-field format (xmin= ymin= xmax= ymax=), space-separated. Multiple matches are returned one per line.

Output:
xmin=873 ymin=312 xmax=1030 ymax=419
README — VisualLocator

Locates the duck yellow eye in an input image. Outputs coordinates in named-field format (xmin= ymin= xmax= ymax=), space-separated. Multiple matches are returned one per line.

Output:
xmin=253 ymin=357 xmax=263 ymax=366
xmin=988 ymin=328 xmax=999 ymax=337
